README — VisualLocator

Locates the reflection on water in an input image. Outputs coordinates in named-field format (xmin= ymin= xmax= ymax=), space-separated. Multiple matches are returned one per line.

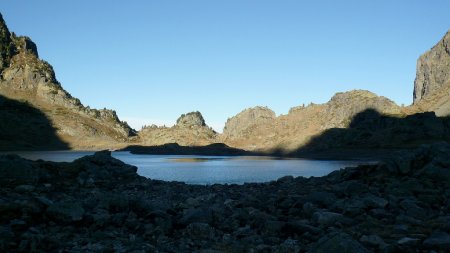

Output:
xmin=4 ymin=151 xmax=373 ymax=185
xmin=169 ymin=156 xmax=299 ymax=163
xmin=169 ymin=157 xmax=229 ymax=163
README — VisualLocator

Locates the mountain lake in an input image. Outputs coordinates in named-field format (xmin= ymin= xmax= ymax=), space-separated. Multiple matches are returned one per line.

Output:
xmin=5 ymin=151 xmax=372 ymax=185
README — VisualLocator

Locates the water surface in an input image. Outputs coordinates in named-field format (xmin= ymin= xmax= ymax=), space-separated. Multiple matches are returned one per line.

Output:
xmin=7 ymin=151 xmax=370 ymax=185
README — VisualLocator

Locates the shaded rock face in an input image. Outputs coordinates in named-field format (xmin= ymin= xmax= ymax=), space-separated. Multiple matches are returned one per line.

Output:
xmin=0 ymin=13 xmax=15 ymax=74
xmin=414 ymin=30 xmax=450 ymax=103
xmin=0 ymin=12 xmax=135 ymax=150
xmin=0 ymin=95 xmax=69 ymax=150
xmin=176 ymin=111 xmax=206 ymax=128
xmin=222 ymin=106 xmax=276 ymax=140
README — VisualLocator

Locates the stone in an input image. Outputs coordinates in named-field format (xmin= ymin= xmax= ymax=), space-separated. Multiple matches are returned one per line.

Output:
xmin=13 ymin=185 xmax=36 ymax=193
xmin=307 ymin=192 xmax=337 ymax=207
xmin=360 ymin=235 xmax=388 ymax=249
xmin=0 ymin=155 xmax=39 ymax=186
xmin=179 ymin=208 xmax=213 ymax=226
xmin=46 ymin=201 xmax=85 ymax=223
xmin=423 ymin=231 xmax=450 ymax=249
xmin=362 ymin=194 xmax=388 ymax=209
xmin=308 ymin=232 xmax=371 ymax=253
xmin=278 ymin=238 xmax=302 ymax=253
xmin=312 ymin=211 xmax=344 ymax=227
xmin=397 ymin=237 xmax=420 ymax=247
xmin=185 ymin=223 xmax=216 ymax=240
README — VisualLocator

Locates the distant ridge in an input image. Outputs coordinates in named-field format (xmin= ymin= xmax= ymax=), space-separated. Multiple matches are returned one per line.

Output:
xmin=0 ymin=11 xmax=448 ymax=154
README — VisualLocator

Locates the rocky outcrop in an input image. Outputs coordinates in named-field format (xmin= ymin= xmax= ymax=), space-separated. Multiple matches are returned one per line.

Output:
xmin=1 ymin=144 xmax=450 ymax=252
xmin=176 ymin=111 xmax=206 ymax=128
xmin=414 ymin=30 xmax=450 ymax=103
xmin=138 ymin=111 xmax=217 ymax=146
xmin=322 ymin=90 xmax=401 ymax=129
xmin=222 ymin=106 xmax=275 ymax=140
xmin=0 ymin=12 xmax=136 ymax=150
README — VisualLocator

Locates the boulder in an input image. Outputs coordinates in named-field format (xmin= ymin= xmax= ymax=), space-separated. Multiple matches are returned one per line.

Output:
xmin=308 ymin=232 xmax=371 ymax=253
xmin=423 ymin=231 xmax=450 ymax=249
xmin=46 ymin=201 xmax=85 ymax=223
xmin=0 ymin=155 xmax=39 ymax=186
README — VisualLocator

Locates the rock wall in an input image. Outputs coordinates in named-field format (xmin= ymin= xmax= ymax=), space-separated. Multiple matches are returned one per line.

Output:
xmin=414 ymin=30 xmax=450 ymax=103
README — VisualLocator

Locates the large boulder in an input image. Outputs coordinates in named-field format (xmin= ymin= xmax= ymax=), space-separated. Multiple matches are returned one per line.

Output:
xmin=0 ymin=154 xmax=39 ymax=186
xmin=308 ymin=232 xmax=371 ymax=253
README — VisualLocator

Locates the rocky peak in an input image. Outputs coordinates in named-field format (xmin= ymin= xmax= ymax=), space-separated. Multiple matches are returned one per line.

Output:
xmin=222 ymin=106 xmax=275 ymax=139
xmin=0 ymin=13 xmax=15 ymax=74
xmin=176 ymin=111 xmax=206 ymax=128
xmin=414 ymin=30 xmax=450 ymax=103
xmin=323 ymin=90 xmax=401 ymax=128
xmin=12 ymin=35 xmax=38 ymax=57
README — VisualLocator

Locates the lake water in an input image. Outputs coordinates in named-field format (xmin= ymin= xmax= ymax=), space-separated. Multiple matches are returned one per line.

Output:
xmin=6 ymin=151 xmax=370 ymax=185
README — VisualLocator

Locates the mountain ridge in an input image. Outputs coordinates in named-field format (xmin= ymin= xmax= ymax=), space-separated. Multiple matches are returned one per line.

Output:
xmin=0 ymin=12 xmax=449 ymax=153
xmin=0 ymin=13 xmax=136 ymax=150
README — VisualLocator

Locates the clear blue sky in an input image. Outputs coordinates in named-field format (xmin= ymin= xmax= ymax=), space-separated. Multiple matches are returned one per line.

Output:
xmin=2 ymin=1 xmax=449 ymax=131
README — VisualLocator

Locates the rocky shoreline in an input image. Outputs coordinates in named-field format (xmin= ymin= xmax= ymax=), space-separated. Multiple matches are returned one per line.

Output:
xmin=1 ymin=144 xmax=450 ymax=252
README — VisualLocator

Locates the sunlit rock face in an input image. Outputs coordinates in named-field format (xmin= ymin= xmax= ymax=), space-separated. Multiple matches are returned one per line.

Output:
xmin=414 ymin=30 xmax=450 ymax=103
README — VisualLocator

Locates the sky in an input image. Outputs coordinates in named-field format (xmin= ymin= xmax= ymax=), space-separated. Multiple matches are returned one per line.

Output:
xmin=1 ymin=1 xmax=449 ymax=132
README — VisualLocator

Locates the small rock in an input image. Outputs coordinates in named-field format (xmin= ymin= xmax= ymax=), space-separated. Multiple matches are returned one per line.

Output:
xmin=13 ymin=185 xmax=36 ymax=193
xmin=362 ymin=194 xmax=388 ymax=209
xmin=185 ymin=223 xmax=216 ymax=240
xmin=360 ymin=234 xmax=388 ymax=249
xmin=397 ymin=237 xmax=420 ymax=247
xmin=179 ymin=208 xmax=213 ymax=226
xmin=313 ymin=211 xmax=344 ymax=226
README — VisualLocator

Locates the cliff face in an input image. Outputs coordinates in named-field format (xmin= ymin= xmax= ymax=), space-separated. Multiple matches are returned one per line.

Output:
xmin=413 ymin=30 xmax=450 ymax=116
xmin=414 ymin=30 xmax=450 ymax=103
xmin=0 ymin=14 xmax=135 ymax=150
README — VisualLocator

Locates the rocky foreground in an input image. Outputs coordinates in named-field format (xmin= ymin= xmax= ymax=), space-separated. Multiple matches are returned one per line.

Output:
xmin=1 ymin=145 xmax=450 ymax=252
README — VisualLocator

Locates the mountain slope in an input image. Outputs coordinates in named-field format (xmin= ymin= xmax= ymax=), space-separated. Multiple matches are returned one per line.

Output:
xmin=0 ymin=13 xmax=135 ymax=150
